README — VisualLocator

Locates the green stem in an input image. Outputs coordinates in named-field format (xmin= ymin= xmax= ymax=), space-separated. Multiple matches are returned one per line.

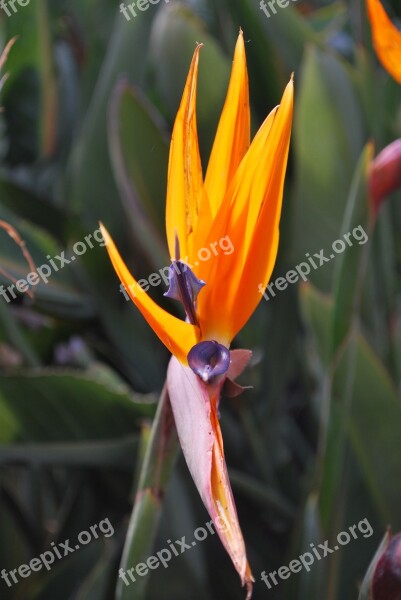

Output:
xmin=115 ymin=384 xmax=179 ymax=600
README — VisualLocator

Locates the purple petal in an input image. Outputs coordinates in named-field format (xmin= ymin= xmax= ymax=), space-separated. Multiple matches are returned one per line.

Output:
xmin=164 ymin=260 xmax=205 ymax=326
xmin=188 ymin=340 xmax=230 ymax=382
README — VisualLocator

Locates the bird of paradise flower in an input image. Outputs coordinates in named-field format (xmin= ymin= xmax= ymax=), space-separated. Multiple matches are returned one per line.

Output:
xmin=101 ymin=30 xmax=293 ymax=599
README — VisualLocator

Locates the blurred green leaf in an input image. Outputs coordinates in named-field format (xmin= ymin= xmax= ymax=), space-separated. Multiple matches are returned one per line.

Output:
xmin=0 ymin=300 xmax=41 ymax=367
xmin=0 ymin=178 xmax=69 ymax=241
xmin=300 ymin=282 xmax=332 ymax=367
xmin=32 ymin=542 xmax=105 ymax=600
xmin=149 ymin=2 xmax=230 ymax=160
xmin=229 ymin=469 xmax=296 ymax=519
xmin=0 ymin=204 xmax=95 ymax=319
xmin=2 ymin=0 xmax=57 ymax=159
xmin=239 ymin=0 xmax=318 ymax=72
xmin=62 ymin=7 xmax=171 ymax=391
xmin=292 ymin=45 xmax=365 ymax=290
xmin=301 ymin=284 xmax=401 ymax=530
xmin=0 ymin=438 xmax=137 ymax=468
xmin=283 ymin=493 xmax=326 ymax=600
xmin=108 ymin=79 xmax=169 ymax=268
xmin=213 ymin=0 xmax=284 ymax=115
xmin=0 ymin=368 xmax=154 ymax=443
xmin=36 ymin=0 xmax=57 ymax=157
xmin=66 ymin=6 xmax=155 ymax=236
xmin=306 ymin=2 xmax=348 ymax=36
xmin=335 ymin=335 xmax=401 ymax=528
xmin=74 ymin=542 xmax=117 ymax=600
xmin=218 ymin=0 xmax=318 ymax=75
xmin=331 ymin=143 xmax=373 ymax=353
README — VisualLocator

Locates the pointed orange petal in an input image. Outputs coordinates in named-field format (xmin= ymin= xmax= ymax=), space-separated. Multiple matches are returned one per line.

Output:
xmin=167 ymin=356 xmax=253 ymax=595
xmin=100 ymin=223 xmax=199 ymax=363
xmin=195 ymin=106 xmax=277 ymax=336
xmin=165 ymin=44 xmax=209 ymax=263
xmin=367 ymin=0 xmax=401 ymax=84
xmin=198 ymin=78 xmax=293 ymax=343
xmin=203 ymin=30 xmax=250 ymax=221
xmin=230 ymin=78 xmax=293 ymax=337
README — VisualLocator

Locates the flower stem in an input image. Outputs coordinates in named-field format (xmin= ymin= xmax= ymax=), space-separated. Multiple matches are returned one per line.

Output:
xmin=116 ymin=384 xmax=179 ymax=600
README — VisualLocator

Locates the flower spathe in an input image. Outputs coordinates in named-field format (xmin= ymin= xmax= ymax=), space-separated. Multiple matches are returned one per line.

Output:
xmin=101 ymin=30 xmax=293 ymax=599
xmin=369 ymin=139 xmax=401 ymax=215
xmin=372 ymin=531 xmax=401 ymax=599
xmin=167 ymin=351 xmax=254 ymax=594
xmin=366 ymin=0 xmax=401 ymax=84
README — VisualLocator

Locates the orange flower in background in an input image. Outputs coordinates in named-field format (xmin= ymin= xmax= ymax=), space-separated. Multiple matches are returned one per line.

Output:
xmin=101 ymin=30 xmax=293 ymax=598
xmin=366 ymin=0 xmax=401 ymax=83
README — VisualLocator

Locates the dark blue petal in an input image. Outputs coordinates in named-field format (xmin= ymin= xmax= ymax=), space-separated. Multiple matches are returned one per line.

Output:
xmin=164 ymin=260 xmax=205 ymax=326
xmin=188 ymin=341 xmax=230 ymax=383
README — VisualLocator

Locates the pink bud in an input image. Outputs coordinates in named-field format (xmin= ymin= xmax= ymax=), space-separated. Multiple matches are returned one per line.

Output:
xmin=369 ymin=139 xmax=401 ymax=215
xmin=372 ymin=532 xmax=401 ymax=600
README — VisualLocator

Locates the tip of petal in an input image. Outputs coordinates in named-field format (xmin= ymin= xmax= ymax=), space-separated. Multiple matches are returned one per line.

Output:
xmin=242 ymin=562 xmax=255 ymax=598
xmin=245 ymin=579 xmax=253 ymax=600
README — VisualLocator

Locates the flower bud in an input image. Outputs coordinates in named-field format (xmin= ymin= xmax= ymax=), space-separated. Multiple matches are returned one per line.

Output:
xmin=369 ymin=139 xmax=401 ymax=215
xmin=372 ymin=532 xmax=401 ymax=599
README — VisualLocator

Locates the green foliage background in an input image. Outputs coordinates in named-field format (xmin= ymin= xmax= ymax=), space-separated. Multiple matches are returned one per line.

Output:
xmin=0 ymin=0 xmax=400 ymax=599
